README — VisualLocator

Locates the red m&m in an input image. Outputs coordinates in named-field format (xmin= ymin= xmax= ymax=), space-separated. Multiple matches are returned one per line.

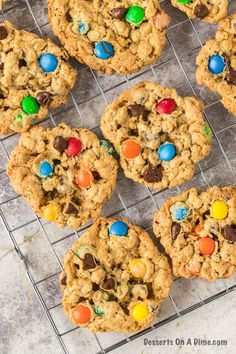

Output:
xmin=156 ymin=98 xmax=176 ymax=114
xmin=66 ymin=137 xmax=83 ymax=157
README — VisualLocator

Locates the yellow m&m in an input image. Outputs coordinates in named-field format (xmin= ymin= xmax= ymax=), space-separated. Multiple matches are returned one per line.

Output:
xmin=43 ymin=204 xmax=60 ymax=221
xmin=132 ymin=303 xmax=149 ymax=321
xmin=129 ymin=259 xmax=147 ymax=278
xmin=210 ymin=200 xmax=228 ymax=220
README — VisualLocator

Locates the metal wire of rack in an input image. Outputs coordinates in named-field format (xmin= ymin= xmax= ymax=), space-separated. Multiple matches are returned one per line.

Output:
xmin=0 ymin=0 xmax=236 ymax=353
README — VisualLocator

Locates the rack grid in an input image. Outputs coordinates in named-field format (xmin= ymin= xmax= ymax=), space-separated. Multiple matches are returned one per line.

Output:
xmin=0 ymin=0 xmax=236 ymax=353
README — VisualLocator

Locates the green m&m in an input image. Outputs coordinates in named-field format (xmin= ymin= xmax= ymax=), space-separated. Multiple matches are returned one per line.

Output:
xmin=22 ymin=96 xmax=40 ymax=115
xmin=177 ymin=0 xmax=192 ymax=3
xmin=125 ymin=6 xmax=145 ymax=24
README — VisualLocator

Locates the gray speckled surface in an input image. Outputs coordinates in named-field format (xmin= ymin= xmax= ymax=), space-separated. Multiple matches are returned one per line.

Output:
xmin=0 ymin=0 xmax=236 ymax=353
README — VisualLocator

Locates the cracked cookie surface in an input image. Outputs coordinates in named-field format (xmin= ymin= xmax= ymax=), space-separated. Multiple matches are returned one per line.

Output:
xmin=0 ymin=21 xmax=77 ymax=135
xmin=48 ymin=0 xmax=170 ymax=75
xmin=153 ymin=187 xmax=236 ymax=280
xmin=60 ymin=217 xmax=172 ymax=332
xmin=7 ymin=124 xmax=118 ymax=229
xmin=100 ymin=81 xmax=211 ymax=190
xmin=196 ymin=14 xmax=236 ymax=115
xmin=171 ymin=0 xmax=228 ymax=24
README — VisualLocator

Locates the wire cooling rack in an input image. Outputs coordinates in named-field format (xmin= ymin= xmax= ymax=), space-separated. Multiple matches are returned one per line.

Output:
xmin=0 ymin=0 xmax=236 ymax=353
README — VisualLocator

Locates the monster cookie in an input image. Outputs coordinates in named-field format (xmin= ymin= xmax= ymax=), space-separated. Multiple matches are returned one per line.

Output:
xmin=60 ymin=217 xmax=172 ymax=332
xmin=7 ymin=124 xmax=118 ymax=229
xmin=153 ymin=187 xmax=236 ymax=280
xmin=171 ymin=0 xmax=228 ymax=24
xmin=100 ymin=81 xmax=211 ymax=190
xmin=0 ymin=21 xmax=77 ymax=135
xmin=48 ymin=0 xmax=170 ymax=75
xmin=196 ymin=14 xmax=236 ymax=115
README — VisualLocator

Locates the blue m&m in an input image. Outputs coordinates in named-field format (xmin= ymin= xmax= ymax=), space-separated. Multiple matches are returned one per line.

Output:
xmin=39 ymin=53 xmax=58 ymax=73
xmin=38 ymin=160 xmax=53 ymax=178
xmin=109 ymin=221 xmax=128 ymax=237
xmin=78 ymin=22 xmax=89 ymax=35
xmin=208 ymin=55 xmax=225 ymax=74
xmin=170 ymin=202 xmax=190 ymax=222
xmin=158 ymin=143 xmax=176 ymax=162
xmin=94 ymin=41 xmax=114 ymax=60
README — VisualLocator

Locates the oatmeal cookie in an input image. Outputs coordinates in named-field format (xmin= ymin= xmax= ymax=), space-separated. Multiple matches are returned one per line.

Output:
xmin=171 ymin=0 xmax=228 ymax=24
xmin=100 ymin=81 xmax=211 ymax=190
xmin=48 ymin=0 xmax=170 ymax=75
xmin=153 ymin=186 xmax=236 ymax=280
xmin=0 ymin=21 xmax=77 ymax=135
xmin=7 ymin=124 xmax=118 ymax=229
xmin=196 ymin=14 xmax=236 ymax=115
xmin=60 ymin=217 xmax=172 ymax=332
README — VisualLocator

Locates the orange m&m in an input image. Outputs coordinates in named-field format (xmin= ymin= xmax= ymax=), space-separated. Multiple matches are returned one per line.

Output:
xmin=199 ymin=236 xmax=215 ymax=256
xmin=72 ymin=304 xmax=91 ymax=325
xmin=76 ymin=169 xmax=93 ymax=188
xmin=122 ymin=139 xmax=141 ymax=159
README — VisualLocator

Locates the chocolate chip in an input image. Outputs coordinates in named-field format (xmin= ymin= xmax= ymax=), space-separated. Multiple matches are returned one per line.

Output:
xmin=65 ymin=11 xmax=73 ymax=22
xmin=101 ymin=278 xmax=115 ymax=290
xmin=36 ymin=91 xmax=52 ymax=105
xmin=0 ymin=92 xmax=4 ymax=99
xmin=146 ymin=283 xmax=154 ymax=299
xmin=60 ymin=274 xmax=67 ymax=286
xmin=128 ymin=104 xmax=150 ymax=119
xmin=171 ymin=222 xmax=181 ymax=240
xmin=112 ymin=7 xmax=127 ymax=20
xmin=143 ymin=164 xmax=163 ymax=183
xmin=0 ymin=26 xmax=8 ymax=40
xmin=92 ymin=283 xmax=100 ymax=291
xmin=129 ymin=128 xmax=139 ymax=136
xmin=83 ymin=253 xmax=96 ymax=270
xmin=226 ymin=68 xmax=236 ymax=85
xmin=223 ymin=225 xmax=236 ymax=242
xmin=92 ymin=171 xmax=101 ymax=180
xmin=194 ymin=4 xmax=209 ymax=19
xmin=53 ymin=136 xmax=68 ymax=153
xmin=18 ymin=59 xmax=27 ymax=68
xmin=78 ymin=296 xmax=86 ymax=302
xmin=0 ymin=63 xmax=4 ymax=70
xmin=71 ymin=197 xmax=80 ymax=205
xmin=64 ymin=202 xmax=78 ymax=214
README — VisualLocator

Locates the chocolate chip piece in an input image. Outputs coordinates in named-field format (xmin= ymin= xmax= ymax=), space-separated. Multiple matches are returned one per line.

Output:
xmin=92 ymin=171 xmax=101 ymax=180
xmin=92 ymin=283 xmax=100 ymax=291
xmin=0 ymin=26 xmax=8 ymax=40
xmin=101 ymin=278 xmax=115 ymax=290
xmin=112 ymin=7 xmax=127 ymax=20
xmin=171 ymin=222 xmax=181 ymax=240
xmin=143 ymin=164 xmax=163 ymax=183
xmin=0 ymin=92 xmax=4 ymax=99
xmin=18 ymin=59 xmax=27 ymax=68
xmin=71 ymin=197 xmax=80 ymax=205
xmin=78 ymin=296 xmax=86 ymax=302
xmin=147 ymin=283 xmax=154 ymax=299
xmin=53 ymin=136 xmax=68 ymax=153
xmin=129 ymin=128 xmax=139 ymax=136
xmin=0 ymin=63 xmax=4 ymax=70
xmin=83 ymin=253 xmax=96 ymax=270
xmin=226 ymin=68 xmax=236 ymax=85
xmin=223 ymin=225 xmax=236 ymax=242
xmin=64 ymin=202 xmax=78 ymax=214
xmin=36 ymin=91 xmax=52 ymax=105
xmin=194 ymin=4 xmax=209 ymax=19
xmin=128 ymin=104 xmax=150 ymax=119
xmin=65 ymin=11 xmax=73 ymax=22
xmin=60 ymin=274 xmax=67 ymax=286
xmin=74 ymin=264 xmax=80 ymax=269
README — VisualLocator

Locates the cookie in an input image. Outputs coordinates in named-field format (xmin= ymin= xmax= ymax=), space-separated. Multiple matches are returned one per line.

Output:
xmin=153 ymin=187 xmax=236 ymax=280
xmin=60 ymin=217 xmax=172 ymax=332
xmin=171 ymin=0 xmax=228 ymax=24
xmin=0 ymin=21 xmax=77 ymax=135
xmin=196 ymin=14 xmax=236 ymax=115
xmin=48 ymin=0 xmax=170 ymax=75
xmin=100 ymin=81 xmax=211 ymax=190
xmin=7 ymin=124 xmax=118 ymax=229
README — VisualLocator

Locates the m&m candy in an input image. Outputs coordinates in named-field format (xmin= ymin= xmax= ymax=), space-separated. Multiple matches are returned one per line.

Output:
xmin=129 ymin=259 xmax=147 ymax=278
xmin=198 ymin=236 xmax=215 ymax=256
xmin=43 ymin=204 xmax=60 ymax=221
xmin=203 ymin=122 xmax=212 ymax=144
xmin=66 ymin=137 xmax=83 ymax=157
xmin=177 ymin=0 xmax=192 ymax=3
xmin=109 ymin=221 xmax=128 ymax=236
xmin=78 ymin=22 xmax=89 ymax=34
xmin=208 ymin=55 xmax=225 ymax=75
xmin=132 ymin=302 xmax=149 ymax=321
xmin=210 ymin=200 xmax=228 ymax=220
xmin=125 ymin=6 xmax=145 ymax=24
xmin=39 ymin=53 xmax=58 ymax=73
xmin=170 ymin=202 xmax=190 ymax=222
xmin=156 ymin=98 xmax=176 ymax=115
xmin=122 ymin=140 xmax=141 ymax=159
xmin=158 ymin=143 xmax=176 ymax=161
xmin=94 ymin=41 xmax=114 ymax=60
xmin=100 ymin=140 xmax=114 ymax=155
xmin=76 ymin=169 xmax=93 ymax=188
xmin=72 ymin=304 xmax=91 ymax=324
xmin=94 ymin=306 xmax=105 ymax=317
xmin=38 ymin=160 xmax=53 ymax=178
xmin=22 ymin=96 xmax=40 ymax=115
